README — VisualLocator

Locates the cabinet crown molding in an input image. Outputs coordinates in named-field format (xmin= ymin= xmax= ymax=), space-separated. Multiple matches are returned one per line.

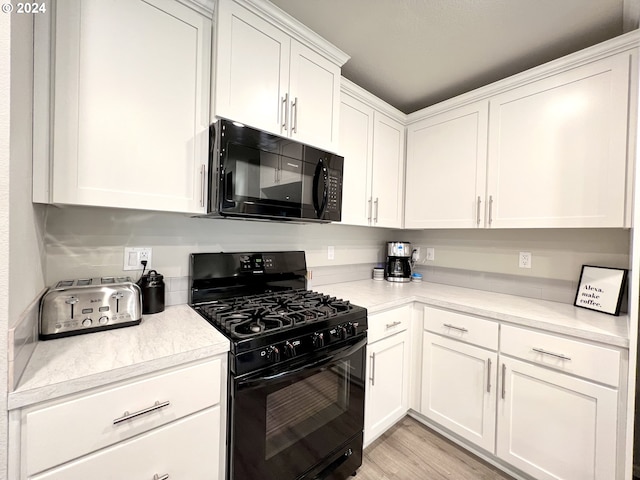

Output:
xmin=178 ymin=0 xmax=215 ymax=15
xmin=341 ymin=76 xmax=407 ymax=124
xmin=407 ymin=29 xmax=640 ymax=123
xmin=234 ymin=0 xmax=350 ymax=66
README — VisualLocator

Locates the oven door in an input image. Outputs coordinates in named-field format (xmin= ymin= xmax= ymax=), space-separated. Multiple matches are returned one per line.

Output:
xmin=229 ymin=336 xmax=366 ymax=480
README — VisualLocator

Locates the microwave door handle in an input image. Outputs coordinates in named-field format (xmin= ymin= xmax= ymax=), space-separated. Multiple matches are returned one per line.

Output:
xmin=239 ymin=338 xmax=366 ymax=389
xmin=312 ymin=159 xmax=329 ymax=218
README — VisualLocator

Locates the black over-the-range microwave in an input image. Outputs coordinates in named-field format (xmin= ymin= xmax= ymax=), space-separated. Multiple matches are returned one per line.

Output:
xmin=203 ymin=118 xmax=344 ymax=223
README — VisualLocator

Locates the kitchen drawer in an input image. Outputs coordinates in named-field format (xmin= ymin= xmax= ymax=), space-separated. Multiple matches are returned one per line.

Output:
xmin=500 ymin=324 xmax=620 ymax=387
xmin=424 ymin=306 xmax=498 ymax=351
xmin=368 ymin=304 xmax=411 ymax=343
xmin=24 ymin=358 xmax=221 ymax=476
xmin=31 ymin=407 xmax=220 ymax=480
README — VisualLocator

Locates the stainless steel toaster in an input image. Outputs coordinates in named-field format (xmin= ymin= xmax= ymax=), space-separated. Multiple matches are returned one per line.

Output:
xmin=39 ymin=277 xmax=143 ymax=340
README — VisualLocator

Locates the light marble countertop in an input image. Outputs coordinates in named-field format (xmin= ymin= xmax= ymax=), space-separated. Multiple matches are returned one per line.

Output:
xmin=9 ymin=305 xmax=229 ymax=410
xmin=315 ymin=280 xmax=629 ymax=348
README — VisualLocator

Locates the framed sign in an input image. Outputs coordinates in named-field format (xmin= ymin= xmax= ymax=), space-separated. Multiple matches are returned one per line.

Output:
xmin=574 ymin=265 xmax=627 ymax=316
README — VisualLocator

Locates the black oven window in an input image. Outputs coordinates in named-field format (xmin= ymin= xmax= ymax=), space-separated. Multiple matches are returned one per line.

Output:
xmin=265 ymin=362 xmax=351 ymax=460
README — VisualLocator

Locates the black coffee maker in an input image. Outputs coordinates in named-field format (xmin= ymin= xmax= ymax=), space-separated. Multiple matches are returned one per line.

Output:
xmin=385 ymin=242 xmax=412 ymax=283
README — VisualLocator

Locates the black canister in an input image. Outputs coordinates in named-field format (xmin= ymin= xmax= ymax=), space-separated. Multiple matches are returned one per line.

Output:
xmin=138 ymin=270 xmax=165 ymax=314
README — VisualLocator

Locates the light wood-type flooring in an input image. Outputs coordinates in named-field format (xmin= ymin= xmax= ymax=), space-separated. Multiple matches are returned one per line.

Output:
xmin=356 ymin=416 xmax=515 ymax=480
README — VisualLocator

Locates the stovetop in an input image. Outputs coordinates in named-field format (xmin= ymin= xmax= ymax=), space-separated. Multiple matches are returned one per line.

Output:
xmin=194 ymin=289 xmax=356 ymax=340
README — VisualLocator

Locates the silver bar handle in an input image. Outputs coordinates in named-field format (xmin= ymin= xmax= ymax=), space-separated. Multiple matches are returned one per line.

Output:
xmin=282 ymin=93 xmax=289 ymax=130
xmin=153 ymin=475 xmax=169 ymax=480
xmin=532 ymin=347 xmax=571 ymax=361
xmin=113 ymin=400 xmax=170 ymax=425
xmin=385 ymin=321 xmax=402 ymax=330
xmin=374 ymin=197 xmax=379 ymax=223
xmin=486 ymin=358 xmax=492 ymax=393
xmin=367 ymin=198 xmax=372 ymax=222
xmin=501 ymin=364 xmax=506 ymax=399
xmin=476 ymin=196 xmax=481 ymax=226
xmin=443 ymin=323 xmax=468 ymax=333
xmin=291 ymin=96 xmax=298 ymax=133
xmin=369 ymin=352 xmax=376 ymax=386
xmin=200 ymin=164 xmax=206 ymax=207
xmin=488 ymin=195 xmax=494 ymax=225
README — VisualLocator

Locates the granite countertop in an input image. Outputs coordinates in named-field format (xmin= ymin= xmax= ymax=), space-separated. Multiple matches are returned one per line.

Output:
xmin=315 ymin=280 xmax=629 ymax=348
xmin=9 ymin=305 xmax=229 ymax=410
xmin=10 ymin=280 xmax=628 ymax=410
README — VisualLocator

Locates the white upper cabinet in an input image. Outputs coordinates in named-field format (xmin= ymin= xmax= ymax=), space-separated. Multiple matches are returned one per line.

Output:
xmin=339 ymin=80 xmax=406 ymax=228
xmin=487 ymin=54 xmax=630 ymax=228
xmin=405 ymin=46 xmax=634 ymax=229
xmin=41 ymin=0 xmax=212 ymax=213
xmin=213 ymin=0 xmax=348 ymax=152
xmin=405 ymin=101 xmax=488 ymax=228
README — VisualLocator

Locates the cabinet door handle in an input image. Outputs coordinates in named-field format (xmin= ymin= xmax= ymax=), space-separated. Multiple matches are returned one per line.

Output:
xmin=488 ymin=195 xmax=494 ymax=226
xmin=476 ymin=196 xmax=482 ymax=226
xmin=153 ymin=475 xmax=169 ymax=480
xmin=369 ymin=352 xmax=376 ymax=386
xmin=532 ymin=347 xmax=571 ymax=361
xmin=200 ymin=164 xmax=206 ymax=207
xmin=367 ymin=198 xmax=372 ymax=222
xmin=385 ymin=321 xmax=402 ymax=330
xmin=501 ymin=364 xmax=506 ymax=399
xmin=374 ymin=197 xmax=379 ymax=223
xmin=291 ymin=96 xmax=298 ymax=133
xmin=282 ymin=93 xmax=289 ymax=131
xmin=113 ymin=400 xmax=170 ymax=425
xmin=487 ymin=358 xmax=492 ymax=393
xmin=443 ymin=323 xmax=468 ymax=333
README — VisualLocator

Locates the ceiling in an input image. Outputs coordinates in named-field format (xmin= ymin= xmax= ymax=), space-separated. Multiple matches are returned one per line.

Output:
xmin=269 ymin=0 xmax=637 ymax=113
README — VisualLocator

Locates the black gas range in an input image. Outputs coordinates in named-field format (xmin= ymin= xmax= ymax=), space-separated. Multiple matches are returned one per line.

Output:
xmin=189 ymin=251 xmax=367 ymax=480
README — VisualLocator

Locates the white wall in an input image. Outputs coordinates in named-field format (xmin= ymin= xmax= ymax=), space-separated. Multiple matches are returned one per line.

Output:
xmin=404 ymin=228 xmax=630 ymax=282
xmin=44 ymin=205 xmax=397 ymax=283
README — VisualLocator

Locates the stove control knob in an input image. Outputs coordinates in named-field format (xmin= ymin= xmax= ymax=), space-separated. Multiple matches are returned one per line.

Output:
xmin=312 ymin=332 xmax=325 ymax=348
xmin=337 ymin=325 xmax=348 ymax=340
xmin=266 ymin=346 xmax=280 ymax=363
xmin=284 ymin=341 xmax=297 ymax=359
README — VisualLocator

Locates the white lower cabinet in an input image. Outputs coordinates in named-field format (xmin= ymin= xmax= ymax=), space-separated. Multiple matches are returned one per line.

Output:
xmin=497 ymin=356 xmax=618 ymax=480
xmin=31 ymin=407 xmax=220 ymax=480
xmin=364 ymin=305 xmax=411 ymax=446
xmin=421 ymin=332 xmax=497 ymax=452
xmin=15 ymin=356 xmax=227 ymax=480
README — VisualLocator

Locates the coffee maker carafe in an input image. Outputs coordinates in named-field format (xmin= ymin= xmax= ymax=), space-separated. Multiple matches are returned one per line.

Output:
xmin=385 ymin=241 xmax=412 ymax=283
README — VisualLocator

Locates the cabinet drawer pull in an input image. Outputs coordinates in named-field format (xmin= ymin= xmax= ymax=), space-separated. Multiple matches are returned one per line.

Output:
xmin=532 ymin=347 xmax=571 ymax=361
xmin=488 ymin=195 xmax=494 ymax=225
xmin=200 ymin=164 xmax=206 ymax=207
xmin=385 ymin=321 xmax=402 ymax=329
xmin=476 ymin=196 xmax=481 ymax=226
xmin=113 ymin=400 xmax=170 ymax=425
xmin=443 ymin=323 xmax=468 ymax=333
xmin=374 ymin=197 xmax=379 ymax=223
xmin=153 ymin=475 xmax=169 ymax=480
xmin=369 ymin=353 xmax=376 ymax=386
xmin=501 ymin=364 xmax=506 ymax=399
xmin=486 ymin=358 xmax=492 ymax=393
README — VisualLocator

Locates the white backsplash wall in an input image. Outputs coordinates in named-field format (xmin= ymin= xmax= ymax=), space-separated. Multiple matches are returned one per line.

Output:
xmin=44 ymin=205 xmax=394 ymax=286
xmin=404 ymin=228 xmax=630 ymax=282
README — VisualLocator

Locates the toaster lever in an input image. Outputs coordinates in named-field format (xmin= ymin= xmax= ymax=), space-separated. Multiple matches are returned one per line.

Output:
xmin=65 ymin=296 xmax=78 ymax=319
xmin=111 ymin=291 xmax=124 ymax=313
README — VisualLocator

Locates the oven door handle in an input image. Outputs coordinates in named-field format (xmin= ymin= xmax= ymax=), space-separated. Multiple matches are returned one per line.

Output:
xmin=239 ymin=337 xmax=366 ymax=388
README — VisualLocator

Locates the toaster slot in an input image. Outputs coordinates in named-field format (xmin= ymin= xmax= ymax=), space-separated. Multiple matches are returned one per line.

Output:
xmin=76 ymin=278 xmax=92 ymax=286
xmin=56 ymin=280 xmax=74 ymax=288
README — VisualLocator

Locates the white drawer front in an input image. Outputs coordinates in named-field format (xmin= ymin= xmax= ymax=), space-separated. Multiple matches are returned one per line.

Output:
xmin=32 ymin=407 xmax=221 ymax=480
xmin=25 ymin=358 xmax=221 ymax=476
xmin=368 ymin=304 xmax=411 ymax=343
xmin=500 ymin=324 xmax=620 ymax=387
xmin=424 ymin=306 xmax=498 ymax=350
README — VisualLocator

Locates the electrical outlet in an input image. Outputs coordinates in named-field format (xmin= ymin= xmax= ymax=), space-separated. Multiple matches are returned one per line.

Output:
xmin=412 ymin=247 xmax=420 ymax=262
xmin=519 ymin=251 xmax=532 ymax=269
xmin=327 ymin=246 xmax=335 ymax=260
xmin=124 ymin=247 xmax=152 ymax=271
xmin=426 ymin=247 xmax=435 ymax=261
